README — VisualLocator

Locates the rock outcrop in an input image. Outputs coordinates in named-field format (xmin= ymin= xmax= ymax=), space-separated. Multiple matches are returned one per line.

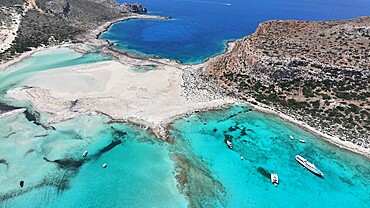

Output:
xmin=121 ymin=3 xmax=147 ymax=13
xmin=207 ymin=17 xmax=370 ymax=148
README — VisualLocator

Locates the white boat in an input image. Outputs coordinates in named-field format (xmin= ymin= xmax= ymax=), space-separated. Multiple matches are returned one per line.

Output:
xmin=295 ymin=155 xmax=324 ymax=177
xmin=240 ymin=156 xmax=243 ymax=160
xmin=82 ymin=150 xmax=88 ymax=157
xmin=270 ymin=173 xmax=279 ymax=186
xmin=226 ymin=140 xmax=233 ymax=149
xmin=289 ymin=135 xmax=294 ymax=140
xmin=299 ymin=139 xmax=305 ymax=143
xmin=103 ymin=163 xmax=107 ymax=168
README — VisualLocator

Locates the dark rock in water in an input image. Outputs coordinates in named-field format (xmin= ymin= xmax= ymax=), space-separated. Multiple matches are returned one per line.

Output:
xmin=99 ymin=139 xmax=122 ymax=154
xmin=213 ymin=128 xmax=217 ymax=132
xmin=24 ymin=110 xmax=36 ymax=122
xmin=121 ymin=3 xmax=147 ymax=13
xmin=24 ymin=109 xmax=50 ymax=130
xmin=0 ymin=159 xmax=7 ymax=163
xmin=234 ymin=123 xmax=241 ymax=130
xmin=0 ymin=102 xmax=18 ymax=111
xmin=112 ymin=130 xmax=127 ymax=139
xmin=339 ymin=176 xmax=354 ymax=186
xmin=224 ymin=134 xmax=233 ymax=141
xmin=240 ymin=127 xmax=247 ymax=136
xmin=257 ymin=167 xmax=271 ymax=179
xmin=20 ymin=180 xmax=24 ymax=188
xmin=43 ymin=157 xmax=84 ymax=170
xmin=228 ymin=126 xmax=236 ymax=132
xmin=0 ymin=159 xmax=9 ymax=167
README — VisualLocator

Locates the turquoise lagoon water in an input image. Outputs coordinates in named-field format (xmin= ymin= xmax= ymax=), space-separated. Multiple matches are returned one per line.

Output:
xmin=102 ymin=0 xmax=370 ymax=63
xmin=0 ymin=47 xmax=112 ymax=110
xmin=0 ymin=47 xmax=112 ymax=96
xmin=1 ymin=13 xmax=370 ymax=207
xmin=0 ymin=114 xmax=187 ymax=208
xmin=1 ymin=103 xmax=369 ymax=207
xmin=169 ymin=105 xmax=370 ymax=207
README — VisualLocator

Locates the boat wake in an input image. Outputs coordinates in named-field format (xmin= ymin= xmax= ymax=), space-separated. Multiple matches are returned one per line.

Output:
xmin=174 ymin=0 xmax=231 ymax=6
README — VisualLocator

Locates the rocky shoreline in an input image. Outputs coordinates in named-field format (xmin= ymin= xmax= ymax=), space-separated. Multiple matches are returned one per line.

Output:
xmin=207 ymin=17 xmax=370 ymax=158
xmin=1 ymin=8 xmax=369 ymax=160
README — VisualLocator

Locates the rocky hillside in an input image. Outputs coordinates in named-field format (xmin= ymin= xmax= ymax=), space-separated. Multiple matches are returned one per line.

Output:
xmin=207 ymin=17 xmax=370 ymax=148
xmin=0 ymin=0 xmax=146 ymax=62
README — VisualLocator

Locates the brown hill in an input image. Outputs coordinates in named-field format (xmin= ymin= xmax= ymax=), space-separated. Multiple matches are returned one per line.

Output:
xmin=207 ymin=17 xmax=370 ymax=148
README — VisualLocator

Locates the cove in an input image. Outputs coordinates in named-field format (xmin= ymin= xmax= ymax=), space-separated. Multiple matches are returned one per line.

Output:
xmin=102 ymin=0 xmax=370 ymax=63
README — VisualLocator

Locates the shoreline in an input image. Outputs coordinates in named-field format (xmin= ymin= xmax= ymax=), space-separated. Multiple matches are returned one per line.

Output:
xmin=245 ymin=99 xmax=370 ymax=159
xmin=0 ymin=13 xmax=171 ymax=71
xmin=1 ymin=13 xmax=369 ymax=160
xmin=85 ymin=13 xmax=171 ymax=48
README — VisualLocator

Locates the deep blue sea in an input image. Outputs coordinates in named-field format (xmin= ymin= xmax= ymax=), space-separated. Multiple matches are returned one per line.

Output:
xmin=100 ymin=0 xmax=370 ymax=63
xmin=1 ymin=1 xmax=370 ymax=207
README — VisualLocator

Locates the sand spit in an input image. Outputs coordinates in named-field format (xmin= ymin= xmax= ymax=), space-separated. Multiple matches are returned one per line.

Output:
xmin=6 ymin=59 xmax=235 ymax=137
xmin=1 ymin=13 xmax=369 ymax=160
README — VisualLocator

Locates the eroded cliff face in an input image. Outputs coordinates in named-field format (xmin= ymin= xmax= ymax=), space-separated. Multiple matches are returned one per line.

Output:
xmin=207 ymin=17 xmax=370 ymax=148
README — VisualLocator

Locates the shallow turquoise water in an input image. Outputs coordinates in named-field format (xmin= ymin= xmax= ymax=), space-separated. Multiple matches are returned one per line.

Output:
xmin=1 ymin=44 xmax=369 ymax=207
xmin=0 ymin=114 xmax=187 ymax=208
xmin=0 ymin=47 xmax=112 ymax=96
xmin=0 ymin=47 xmax=112 ymax=112
xmin=169 ymin=105 xmax=370 ymax=207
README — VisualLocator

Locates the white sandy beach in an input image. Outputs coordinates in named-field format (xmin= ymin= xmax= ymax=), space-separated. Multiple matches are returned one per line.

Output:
xmin=6 ymin=58 xmax=235 ymax=133
xmin=1 ymin=13 xmax=368 ymax=160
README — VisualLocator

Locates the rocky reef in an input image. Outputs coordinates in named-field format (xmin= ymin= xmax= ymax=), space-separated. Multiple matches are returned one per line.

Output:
xmin=207 ymin=17 xmax=370 ymax=149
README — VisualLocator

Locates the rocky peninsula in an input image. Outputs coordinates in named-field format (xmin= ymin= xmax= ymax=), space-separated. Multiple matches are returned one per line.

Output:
xmin=207 ymin=17 xmax=370 ymax=154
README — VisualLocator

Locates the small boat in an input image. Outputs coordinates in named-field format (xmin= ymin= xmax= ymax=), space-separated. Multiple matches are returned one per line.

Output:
xmin=299 ymin=139 xmax=305 ymax=143
xmin=270 ymin=173 xmax=279 ymax=186
xmin=295 ymin=155 xmax=324 ymax=177
xmin=82 ymin=150 xmax=88 ymax=157
xmin=289 ymin=135 xmax=294 ymax=140
xmin=103 ymin=163 xmax=107 ymax=168
xmin=226 ymin=140 xmax=233 ymax=149
xmin=240 ymin=156 xmax=244 ymax=160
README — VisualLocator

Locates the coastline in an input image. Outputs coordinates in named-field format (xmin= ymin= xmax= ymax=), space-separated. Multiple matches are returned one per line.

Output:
xmin=1 ymin=12 xmax=369 ymax=160
xmin=245 ymin=99 xmax=370 ymax=159
xmin=85 ymin=13 xmax=171 ymax=47
xmin=0 ymin=13 xmax=170 ymax=71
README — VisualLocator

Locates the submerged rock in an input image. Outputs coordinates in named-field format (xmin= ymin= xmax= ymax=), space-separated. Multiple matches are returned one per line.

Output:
xmin=257 ymin=167 xmax=271 ymax=179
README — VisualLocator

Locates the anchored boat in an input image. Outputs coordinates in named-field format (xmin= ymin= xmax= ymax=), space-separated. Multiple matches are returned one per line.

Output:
xmin=226 ymin=140 xmax=233 ymax=149
xmin=270 ymin=173 xmax=279 ymax=186
xmin=82 ymin=150 xmax=88 ymax=157
xmin=295 ymin=155 xmax=324 ymax=177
